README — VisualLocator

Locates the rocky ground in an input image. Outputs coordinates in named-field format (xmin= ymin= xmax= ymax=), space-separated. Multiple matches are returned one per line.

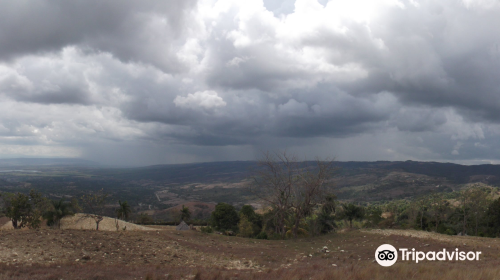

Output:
xmin=1 ymin=227 xmax=500 ymax=279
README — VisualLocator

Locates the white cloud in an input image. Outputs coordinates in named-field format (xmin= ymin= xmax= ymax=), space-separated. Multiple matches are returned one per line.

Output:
xmin=174 ymin=90 xmax=227 ymax=110
xmin=452 ymin=142 xmax=462 ymax=155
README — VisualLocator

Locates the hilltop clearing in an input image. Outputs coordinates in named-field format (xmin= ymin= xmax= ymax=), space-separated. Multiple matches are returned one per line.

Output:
xmin=0 ymin=214 xmax=153 ymax=231
xmin=1 ymin=229 xmax=500 ymax=279
xmin=60 ymin=214 xmax=154 ymax=231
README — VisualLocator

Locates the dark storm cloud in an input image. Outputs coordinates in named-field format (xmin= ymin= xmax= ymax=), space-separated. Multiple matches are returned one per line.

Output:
xmin=0 ymin=0 xmax=197 ymax=72
xmin=2 ymin=0 xmax=500 ymax=164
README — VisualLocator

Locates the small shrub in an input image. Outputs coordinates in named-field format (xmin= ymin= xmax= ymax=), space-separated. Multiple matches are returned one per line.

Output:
xmin=255 ymin=232 xmax=268 ymax=239
xmin=267 ymin=232 xmax=282 ymax=240
xmin=445 ymin=228 xmax=456 ymax=235
xmin=237 ymin=215 xmax=254 ymax=237
xmin=377 ymin=217 xmax=394 ymax=229
xmin=200 ymin=226 xmax=213 ymax=233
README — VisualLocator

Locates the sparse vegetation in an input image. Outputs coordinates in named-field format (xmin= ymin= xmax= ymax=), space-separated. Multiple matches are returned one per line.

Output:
xmin=1 ymin=227 xmax=500 ymax=280
xmin=200 ymin=225 xmax=213 ymax=233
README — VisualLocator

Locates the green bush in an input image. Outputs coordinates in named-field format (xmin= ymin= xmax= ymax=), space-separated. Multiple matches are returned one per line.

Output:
xmin=237 ymin=215 xmax=253 ymax=237
xmin=255 ymin=232 xmax=268 ymax=239
xmin=445 ymin=228 xmax=456 ymax=236
xmin=267 ymin=232 xmax=282 ymax=240
xmin=200 ymin=226 xmax=213 ymax=233
xmin=211 ymin=203 xmax=239 ymax=232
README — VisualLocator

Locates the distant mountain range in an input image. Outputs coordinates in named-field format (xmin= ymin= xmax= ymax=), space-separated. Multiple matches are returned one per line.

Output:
xmin=0 ymin=158 xmax=98 ymax=167
xmin=101 ymin=160 xmax=500 ymax=184
xmin=4 ymin=158 xmax=499 ymax=185
xmin=99 ymin=160 xmax=500 ymax=202
xmin=334 ymin=160 xmax=500 ymax=184
xmin=2 ymin=158 xmax=500 ymax=203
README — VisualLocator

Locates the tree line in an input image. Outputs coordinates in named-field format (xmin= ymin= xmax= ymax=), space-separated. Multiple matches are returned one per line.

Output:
xmin=197 ymin=152 xmax=500 ymax=239
xmin=0 ymin=189 xmax=132 ymax=230
xmin=364 ymin=184 xmax=500 ymax=237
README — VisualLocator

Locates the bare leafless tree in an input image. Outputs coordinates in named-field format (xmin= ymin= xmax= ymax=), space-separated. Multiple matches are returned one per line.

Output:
xmin=81 ymin=189 xmax=109 ymax=231
xmin=251 ymin=151 xmax=337 ymax=238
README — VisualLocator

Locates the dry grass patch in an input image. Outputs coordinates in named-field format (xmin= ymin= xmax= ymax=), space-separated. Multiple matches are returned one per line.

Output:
xmin=60 ymin=213 xmax=154 ymax=231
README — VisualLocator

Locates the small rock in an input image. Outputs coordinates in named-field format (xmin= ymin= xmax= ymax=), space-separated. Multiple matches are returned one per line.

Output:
xmin=332 ymin=264 xmax=337 ymax=267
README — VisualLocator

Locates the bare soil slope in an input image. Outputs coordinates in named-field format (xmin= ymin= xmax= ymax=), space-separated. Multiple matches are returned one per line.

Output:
xmin=0 ymin=214 xmax=153 ymax=231
xmin=60 ymin=213 xmax=153 ymax=231
xmin=1 ymin=229 xmax=500 ymax=279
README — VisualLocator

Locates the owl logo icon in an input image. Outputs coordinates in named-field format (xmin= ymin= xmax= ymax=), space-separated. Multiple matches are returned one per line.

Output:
xmin=375 ymin=244 xmax=398 ymax=267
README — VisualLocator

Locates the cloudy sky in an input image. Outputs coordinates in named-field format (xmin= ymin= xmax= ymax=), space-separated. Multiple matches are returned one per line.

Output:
xmin=1 ymin=0 xmax=500 ymax=165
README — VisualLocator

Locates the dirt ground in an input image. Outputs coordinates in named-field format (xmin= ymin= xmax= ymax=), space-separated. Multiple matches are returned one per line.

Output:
xmin=1 ymin=227 xmax=500 ymax=279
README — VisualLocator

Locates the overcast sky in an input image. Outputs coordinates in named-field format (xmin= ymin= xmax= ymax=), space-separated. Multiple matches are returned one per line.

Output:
xmin=1 ymin=0 xmax=500 ymax=166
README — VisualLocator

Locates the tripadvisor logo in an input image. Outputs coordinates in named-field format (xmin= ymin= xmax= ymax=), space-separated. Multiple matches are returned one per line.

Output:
xmin=375 ymin=244 xmax=398 ymax=267
xmin=375 ymin=244 xmax=482 ymax=267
